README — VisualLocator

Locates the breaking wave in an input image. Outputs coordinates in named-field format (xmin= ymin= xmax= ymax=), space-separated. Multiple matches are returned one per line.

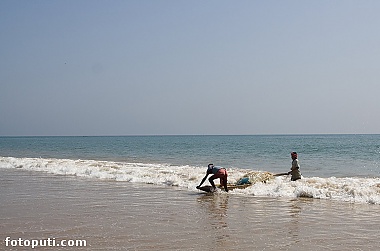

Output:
xmin=1 ymin=156 xmax=380 ymax=205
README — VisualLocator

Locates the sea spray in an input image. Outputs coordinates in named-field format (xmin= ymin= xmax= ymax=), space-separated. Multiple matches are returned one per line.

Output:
xmin=2 ymin=156 xmax=380 ymax=205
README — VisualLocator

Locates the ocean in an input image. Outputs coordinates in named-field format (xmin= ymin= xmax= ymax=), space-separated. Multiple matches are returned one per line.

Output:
xmin=1 ymin=135 xmax=380 ymax=250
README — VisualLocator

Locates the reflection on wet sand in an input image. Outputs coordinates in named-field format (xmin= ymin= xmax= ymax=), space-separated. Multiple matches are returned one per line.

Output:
xmin=287 ymin=199 xmax=302 ymax=244
xmin=197 ymin=193 xmax=231 ymax=249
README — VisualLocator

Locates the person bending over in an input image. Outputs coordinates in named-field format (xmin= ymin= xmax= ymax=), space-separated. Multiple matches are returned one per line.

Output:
xmin=197 ymin=164 xmax=228 ymax=192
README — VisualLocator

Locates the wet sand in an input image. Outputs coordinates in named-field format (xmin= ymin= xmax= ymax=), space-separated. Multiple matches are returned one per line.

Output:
xmin=1 ymin=168 xmax=379 ymax=250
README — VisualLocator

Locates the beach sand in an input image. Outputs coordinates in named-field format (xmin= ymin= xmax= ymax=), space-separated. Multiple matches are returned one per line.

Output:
xmin=1 ymin=168 xmax=379 ymax=250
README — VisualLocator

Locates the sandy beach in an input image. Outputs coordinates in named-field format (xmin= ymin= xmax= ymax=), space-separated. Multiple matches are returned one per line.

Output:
xmin=1 ymin=168 xmax=380 ymax=250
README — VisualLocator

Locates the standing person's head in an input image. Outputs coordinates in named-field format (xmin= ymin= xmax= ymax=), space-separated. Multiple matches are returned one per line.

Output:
xmin=291 ymin=152 xmax=298 ymax=160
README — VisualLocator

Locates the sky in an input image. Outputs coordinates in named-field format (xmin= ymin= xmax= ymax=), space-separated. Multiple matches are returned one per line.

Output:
xmin=1 ymin=0 xmax=379 ymax=136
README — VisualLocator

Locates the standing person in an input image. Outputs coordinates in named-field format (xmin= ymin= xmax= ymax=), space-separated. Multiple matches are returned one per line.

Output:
xmin=288 ymin=152 xmax=302 ymax=181
xmin=196 ymin=164 xmax=228 ymax=192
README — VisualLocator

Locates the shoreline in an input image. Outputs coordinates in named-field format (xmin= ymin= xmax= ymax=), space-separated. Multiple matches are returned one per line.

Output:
xmin=1 ymin=168 xmax=380 ymax=250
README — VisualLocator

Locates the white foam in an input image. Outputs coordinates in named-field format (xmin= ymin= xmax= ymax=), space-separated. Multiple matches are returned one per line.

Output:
xmin=230 ymin=176 xmax=380 ymax=204
xmin=2 ymin=156 xmax=380 ymax=205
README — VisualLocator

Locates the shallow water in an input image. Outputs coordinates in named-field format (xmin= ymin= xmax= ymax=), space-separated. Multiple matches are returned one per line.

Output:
xmin=1 ymin=134 xmax=380 ymax=178
xmin=1 ymin=168 xmax=379 ymax=251
xmin=2 ymin=156 xmax=380 ymax=205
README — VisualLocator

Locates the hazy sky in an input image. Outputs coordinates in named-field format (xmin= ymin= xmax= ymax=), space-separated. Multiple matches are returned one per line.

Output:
xmin=1 ymin=1 xmax=379 ymax=136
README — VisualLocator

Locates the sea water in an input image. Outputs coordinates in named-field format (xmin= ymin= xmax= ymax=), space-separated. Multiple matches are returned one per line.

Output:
xmin=1 ymin=134 xmax=380 ymax=204
xmin=1 ymin=135 xmax=380 ymax=250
